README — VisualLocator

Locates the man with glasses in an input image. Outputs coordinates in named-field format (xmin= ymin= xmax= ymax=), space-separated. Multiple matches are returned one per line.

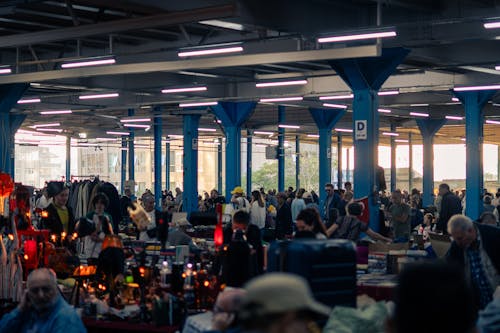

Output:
xmin=323 ymin=183 xmax=341 ymax=224
xmin=0 ymin=268 xmax=86 ymax=332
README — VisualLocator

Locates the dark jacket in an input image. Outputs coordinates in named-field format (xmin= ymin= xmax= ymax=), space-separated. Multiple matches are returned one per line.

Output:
xmin=223 ymin=223 xmax=264 ymax=275
xmin=324 ymin=192 xmax=341 ymax=221
xmin=275 ymin=202 xmax=293 ymax=239
xmin=437 ymin=192 xmax=462 ymax=233
xmin=149 ymin=209 xmax=171 ymax=245
xmin=41 ymin=203 xmax=76 ymax=235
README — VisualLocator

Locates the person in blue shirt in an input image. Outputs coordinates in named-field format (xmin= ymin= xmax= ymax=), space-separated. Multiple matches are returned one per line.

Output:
xmin=0 ymin=268 xmax=86 ymax=333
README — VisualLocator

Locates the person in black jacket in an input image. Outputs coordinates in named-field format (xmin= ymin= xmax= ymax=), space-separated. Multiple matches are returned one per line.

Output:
xmin=41 ymin=181 xmax=76 ymax=239
xmin=437 ymin=183 xmax=462 ymax=233
xmin=275 ymin=192 xmax=293 ymax=239
xmin=446 ymin=214 xmax=500 ymax=310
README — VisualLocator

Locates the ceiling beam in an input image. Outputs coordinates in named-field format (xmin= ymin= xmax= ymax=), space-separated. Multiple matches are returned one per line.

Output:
xmin=0 ymin=4 xmax=236 ymax=48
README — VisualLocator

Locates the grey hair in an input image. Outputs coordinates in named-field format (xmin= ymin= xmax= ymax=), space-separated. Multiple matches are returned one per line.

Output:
xmin=27 ymin=268 xmax=58 ymax=288
xmin=447 ymin=214 xmax=473 ymax=234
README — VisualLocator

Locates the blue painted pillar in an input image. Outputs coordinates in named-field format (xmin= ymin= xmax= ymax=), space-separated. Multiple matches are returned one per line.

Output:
xmin=416 ymin=119 xmax=447 ymax=207
xmin=153 ymin=109 xmax=162 ymax=208
xmin=0 ymin=83 xmax=28 ymax=176
xmin=217 ymin=138 xmax=223 ymax=195
xmin=247 ymin=130 xmax=252 ymax=193
xmin=408 ymin=133 xmax=413 ymax=191
xmin=127 ymin=108 xmax=135 ymax=182
xmin=390 ymin=123 xmax=397 ymax=192
xmin=165 ymin=139 xmax=170 ymax=191
xmin=66 ymin=136 xmax=71 ymax=182
xmin=182 ymin=114 xmax=200 ymax=213
xmin=295 ymin=135 xmax=300 ymax=190
xmin=278 ymin=106 xmax=285 ymax=192
xmin=329 ymin=48 xmax=409 ymax=231
xmin=454 ymin=90 xmax=496 ymax=220
xmin=121 ymin=137 xmax=127 ymax=194
xmin=211 ymin=102 xmax=256 ymax=200
xmin=309 ymin=107 xmax=346 ymax=216
xmin=337 ymin=135 xmax=343 ymax=190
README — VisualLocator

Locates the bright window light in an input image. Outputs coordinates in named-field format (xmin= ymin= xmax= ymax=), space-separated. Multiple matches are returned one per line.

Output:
xmin=318 ymin=30 xmax=396 ymax=43
xmin=179 ymin=101 xmax=218 ymax=108
xmin=79 ymin=93 xmax=119 ymax=100
xmin=259 ymin=97 xmax=303 ymax=103
xmin=256 ymin=80 xmax=307 ymax=88
xmin=162 ymin=86 xmax=207 ymax=94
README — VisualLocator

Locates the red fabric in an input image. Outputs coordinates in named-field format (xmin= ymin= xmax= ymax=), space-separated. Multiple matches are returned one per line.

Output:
xmin=355 ymin=196 xmax=370 ymax=225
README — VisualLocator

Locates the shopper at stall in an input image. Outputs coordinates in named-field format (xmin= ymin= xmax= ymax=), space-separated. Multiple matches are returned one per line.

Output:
xmin=436 ymin=183 xmax=462 ymax=233
xmin=83 ymin=192 xmax=114 ymax=259
xmin=275 ymin=192 xmax=293 ymax=240
xmin=35 ymin=187 xmax=51 ymax=209
xmin=119 ymin=188 xmax=133 ymax=222
xmin=388 ymin=190 xmax=411 ymax=242
xmin=323 ymin=183 xmax=341 ymax=223
xmin=167 ymin=217 xmax=197 ymax=250
xmin=41 ymin=181 xmax=76 ymax=238
xmin=237 ymin=273 xmax=331 ymax=333
xmin=229 ymin=186 xmax=250 ymax=213
xmin=211 ymin=287 xmax=247 ymax=331
xmin=138 ymin=193 xmax=169 ymax=245
xmin=250 ymin=190 xmax=266 ymax=229
xmin=294 ymin=207 xmax=327 ymax=239
xmin=0 ymin=268 xmax=86 ymax=333
xmin=291 ymin=188 xmax=307 ymax=222
xmin=446 ymin=214 xmax=500 ymax=310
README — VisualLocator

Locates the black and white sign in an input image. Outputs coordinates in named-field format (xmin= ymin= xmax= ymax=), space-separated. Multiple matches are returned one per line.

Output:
xmin=355 ymin=120 xmax=367 ymax=140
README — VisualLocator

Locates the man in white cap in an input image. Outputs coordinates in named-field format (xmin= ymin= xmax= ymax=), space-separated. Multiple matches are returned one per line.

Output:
xmin=237 ymin=272 xmax=331 ymax=333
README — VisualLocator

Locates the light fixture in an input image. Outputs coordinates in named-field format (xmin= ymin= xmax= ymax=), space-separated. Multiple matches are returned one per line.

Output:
xmin=140 ymin=105 xmax=152 ymax=109
xmin=0 ymin=66 xmax=12 ymax=74
xmin=123 ymin=124 xmax=150 ymax=129
xmin=259 ymin=97 xmax=303 ymax=103
xmin=256 ymin=79 xmax=308 ymax=88
xmin=409 ymin=112 xmax=429 ymax=117
xmin=318 ymin=29 xmax=396 ymax=43
xmin=198 ymin=20 xmax=245 ymax=31
xmin=454 ymin=84 xmax=500 ymax=91
xmin=40 ymin=110 xmax=72 ymax=115
xmin=410 ymin=103 xmax=429 ymax=107
xmin=451 ymin=97 xmax=459 ymax=102
xmin=255 ymin=144 xmax=268 ymax=148
xmin=120 ymin=118 xmax=151 ymax=123
xmin=134 ymin=144 xmax=150 ymax=148
xmin=378 ymin=108 xmax=391 ymax=113
xmin=495 ymin=65 xmax=500 ymax=70
xmin=378 ymin=90 xmax=399 ymax=96
xmin=106 ymin=131 xmax=130 ymax=136
xmin=254 ymin=131 xmax=274 ymax=135
xmin=198 ymin=128 xmax=217 ymax=132
xmin=79 ymin=93 xmax=119 ymax=100
xmin=278 ymin=124 xmax=300 ymax=129
xmin=79 ymin=133 xmax=87 ymax=139
xmin=179 ymin=101 xmax=218 ymax=107
xmin=319 ymin=94 xmax=353 ymax=100
xmin=334 ymin=128 xmax=353 ymax=133
xmin=307 ymin=134 xmax=320 ymax=138
xmin=36 ymin=128 xmax=63 ymax=133
xmin=95 ymin=138 xmax=117 ymax=141
xmin=178 ymin=43 xmax=243 ymax=57
xmin=32 ymin=123 xmax=60 ymax=128
xmin=382 ymin=132 xmax=399 ymax=136
xmin=18 ymin=98 xmax=41 ymax=104
xmin=445 ymin=115 xmax=463 ymax=120
xmin=162 ymin=86 xmax=207 ymax=94
xmin=322 ymin=103 xmax=348 ymax=109
xmin=486 ymin=119 xmax=500 ymax=124
xmin=61 ymin=56 xmax=116 ymax=69
xmin=484 ymin=21 xmax=500 ymax=29
xmin=395 ymin=139 xmax=409 ymax=143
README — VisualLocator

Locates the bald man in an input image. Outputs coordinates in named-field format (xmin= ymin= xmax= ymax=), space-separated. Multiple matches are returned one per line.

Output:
xmin=0 ymin=268 xmax=86 ymax=333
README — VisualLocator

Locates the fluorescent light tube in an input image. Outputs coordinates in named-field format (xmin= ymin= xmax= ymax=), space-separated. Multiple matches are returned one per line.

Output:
xmin=382 ymin=132 xmax=399 ymax=136
xmin=451 ymin=97 xmax=459 ymax=102
xmin=323 ymin=103 xmax=348 ymax=109
xmin=79 ymin=93 xmax=119 ymax=100
xmin=278 ymin=124 xmax=300 ymax=129
xmin=454 ymin=84 xmax=500 ymax=91
xmin=486 ymin=119 xmax=500 ymax=124
xmin=256 ymin=80 xmax=307 ymax=88
xmin=378 ymin=90 xmax=399 ymax=96
xmin=120 ymin=118 xmax=151 ymax=123
xmin=33 ymin=123 xmax=60 ymax=128
xmin=18 ymin=98 xmax=41 ymax=104
xmin=106 ymin=131 xmax=130 ymax=136
xmin=162 ymin=86 xmax=207 ymax=94
xmin=307 ymin=134 xmax=320 ymax=138
xmin=95 ymin=138 xmax=118 ymax=141
xmin=61 ymin=58 xmax=116 ymax=68
xmin=395 ymin=139 xmax=409 ymax=143
xmin=123 ymin=124 xmax=150 ymax=129
xmin=410 ymin=103 xmax=429 ymax=107
xmin=318 ymin=30 xmax=396 ymax=43
xmin=260 ymin=97 xmax=303 ymax=103
xmin=484 ymin=21 xmax=500 ymax=29
xmin=198 ymin=128 xmax=217 ymax=132
xmin=36 ymin=128 xmax=63 ymax=133
xmin=0 ymin=66 xmax=12 ymax=74
xmin=319 ymin=94 xmax=353 ymax=100
xmin=40 ymin=110 xmax=72 ymax=115
xmin=140 ymin=105 xmax=152 ymax=109
xmin=178 ymin=46 xmax=243 ymax=57
xmin=254 ymin=131 xmax=274 ymax=135
xmin=410 ymin=112 xmax=429 ymax=117
xmin=335 ymin=128 xmax=353 ymax=133
xmin=179 ymin=101 xmax=218 ymax=107
xmin=198 ymin=20 xmax=244 ymax=31
xmin=445 ymin=115 xmax=463 ymax=120
xmin=378 ymin=108 xmax=391 ymax=113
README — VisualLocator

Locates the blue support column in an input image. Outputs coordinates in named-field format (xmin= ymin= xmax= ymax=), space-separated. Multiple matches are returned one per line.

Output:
xmin=127 ymin=108 xmax=135 ymax=182
xmin=247 ymin=130 xmax=252 ymax=193
xmin=153 ymin=109 xmax=162 ymax=208
xmin=66 ymin=136 xmax=71 ymax=182
xmin=295 ymin=135 xmax=300 ymax=191
xmin=121 ymin=137 xmax=127 ymax=194
xmin=278 ymin=106 xmax=285 ymax=192
xmin=408 ymin=133 xmax=413 ymax=191
xmin=454 ymin=90 xmax=496 ymax=220
xmin=0 ymin=83 xmax=28 ymax=176
xmin=165 ymin=139 xmax=170 ymax=191
xmin=329 ymin=48 xmax=409 ymax=231
xmin=416 ymin=119 xmax=447 ymax=207
xmin=182 ymin=114 xmax=200 ymax=214
xmin=337 ymin=135 xmax=343 ymax=190
xmin=217 ymin=138 xmax=223 ymax=194
xmin=390 ymin=123 xmax=397 ymax=192
xmin=309 ymin=107 xmax=346 ymax=216
xmin=211 ymin=102 xmax=256 ymax=200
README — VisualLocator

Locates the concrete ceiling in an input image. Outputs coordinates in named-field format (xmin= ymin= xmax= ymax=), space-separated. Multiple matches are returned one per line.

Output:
xmin=1 ymin=0 xmax=500 ymax=146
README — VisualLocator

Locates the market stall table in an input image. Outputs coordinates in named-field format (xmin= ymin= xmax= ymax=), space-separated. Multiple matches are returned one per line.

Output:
xmin=83 ymin=317 xmax=179 ymax=333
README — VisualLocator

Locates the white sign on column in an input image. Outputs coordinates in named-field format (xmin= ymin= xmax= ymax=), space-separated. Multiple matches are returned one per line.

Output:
xmin=355 ymin=120 xmax=367 ymax=140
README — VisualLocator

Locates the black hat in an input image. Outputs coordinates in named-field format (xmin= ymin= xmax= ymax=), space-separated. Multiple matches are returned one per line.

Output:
xmin=47 ymin=181 xmax=67 ymax=198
